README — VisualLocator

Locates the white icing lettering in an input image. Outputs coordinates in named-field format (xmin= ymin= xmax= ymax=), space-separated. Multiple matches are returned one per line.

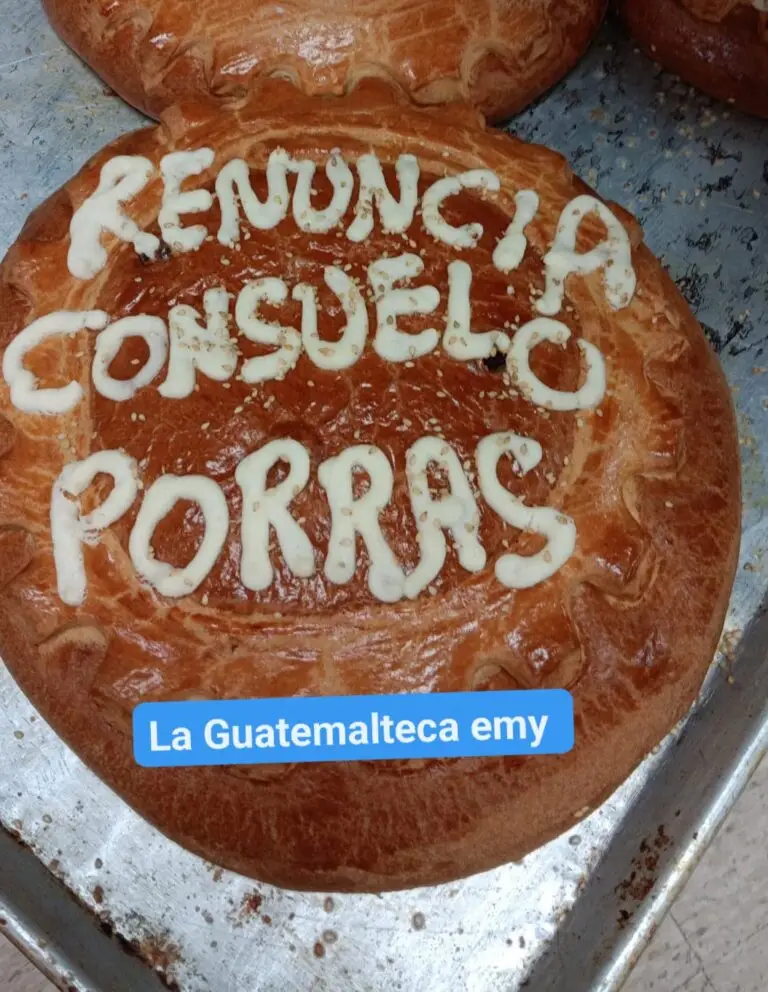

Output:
xmin=68 ymin=156 xmax=159 ymax=279
xmin=476 ymin=433 xmax=576 ymax=588
xmin=216 ymin=149 xmax=292 ymax=246
xmin=317 ymin=445 xmax=405 ymax=603
xmin=291 ymin=149 xmax=353 ymax=234
xmin=129 ymin=475 xmax=229 ymax=596
xmin=368 ymin=253 xmax=439 ymax=362
xmin=3 ymin=310 xmax=108 ymax=414
xmin=159 ymin=287 xmax=235 ymax=398
xmin=537 ymin=195 xmax=636 ymax=315
xmin=43 ymin=426 xmax=586 ymax=604
xmin=39 ymin=149 xmax=636 ymax=606
xmin=92 ymin=315 xmax=168 ymax=402
xmin=507 ymin=317 xmax=606 ymax=411
xmin=51 ymin=450 xmax=139 ymax=605
xmin=293 ymin=267 xmax=367 ymax=370
xmin=404 ymin=436 xmax=485 ymax=598
xmin=159 ymin=148 xmax=215 ymax=252
xmin=235 ymin=439 xmax=315 ymax=590
xmin=492 ymin=190 xmax=540 ymax=273
xmin=236 ymin=278 xmax=302 ymax=382
xmin=444 ymin=260 xmax=510 ymax=360
xmin=421 ymin=169 xmax=500 ymax=249
xmin=347 ymin=153 xmax=419 ymax=242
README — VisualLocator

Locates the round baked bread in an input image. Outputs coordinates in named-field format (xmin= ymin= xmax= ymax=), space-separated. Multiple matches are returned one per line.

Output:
xmin=620 ymin=0 xmax=768 ymax=118
xmin=0 ymin=81 xmax=739 ymax=892
xmin=42 ymin=0 xmax=606 ymax=122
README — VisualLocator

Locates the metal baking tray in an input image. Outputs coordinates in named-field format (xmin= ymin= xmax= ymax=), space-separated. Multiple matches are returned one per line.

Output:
xmin=1 ymin=4 xmax=766 ymax=991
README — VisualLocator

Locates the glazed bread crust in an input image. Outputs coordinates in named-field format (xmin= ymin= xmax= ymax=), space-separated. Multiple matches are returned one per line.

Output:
xmin=620 ymin=0 xmax=768 ymax=118
xmin=42 ymin=0 xmax=606 ymax=121
xmin=0 ymin=84 xmax=740 ymax=891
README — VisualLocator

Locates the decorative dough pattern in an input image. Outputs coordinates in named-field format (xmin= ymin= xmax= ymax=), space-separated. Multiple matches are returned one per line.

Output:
xmin=42 ymin=0 xmax=607 ymax=121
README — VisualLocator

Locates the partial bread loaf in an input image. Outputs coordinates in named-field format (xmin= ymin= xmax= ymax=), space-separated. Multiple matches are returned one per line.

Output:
xmin=620 ymin=0 xmax=768 ymax=117
xmin=42 ymin=0 xmax=606 ymax=121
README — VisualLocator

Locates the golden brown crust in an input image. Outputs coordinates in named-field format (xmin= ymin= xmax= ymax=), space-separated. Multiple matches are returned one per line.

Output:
xmin=42 ymin=0 xmax=606 ymax=122
xmin=0 ymin=83 xmax=740 ymax=890
xmin=620 ymin=0 xmax=768 ymax=118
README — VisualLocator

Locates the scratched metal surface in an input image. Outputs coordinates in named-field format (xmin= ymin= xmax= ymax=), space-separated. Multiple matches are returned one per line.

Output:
xmin=0 ymin=5 xmax=766 ymax=992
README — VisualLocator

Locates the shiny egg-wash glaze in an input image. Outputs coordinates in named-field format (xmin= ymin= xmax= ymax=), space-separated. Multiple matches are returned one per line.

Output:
xmin=42 ymin=0 xmax=607 ymax=121
xmin=0 ymin=85 xmax=739 ymax=891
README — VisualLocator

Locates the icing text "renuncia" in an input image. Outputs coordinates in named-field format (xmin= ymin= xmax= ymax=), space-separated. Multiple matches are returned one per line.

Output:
xmin=65 ymin=146 xmax=637 ymax=318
